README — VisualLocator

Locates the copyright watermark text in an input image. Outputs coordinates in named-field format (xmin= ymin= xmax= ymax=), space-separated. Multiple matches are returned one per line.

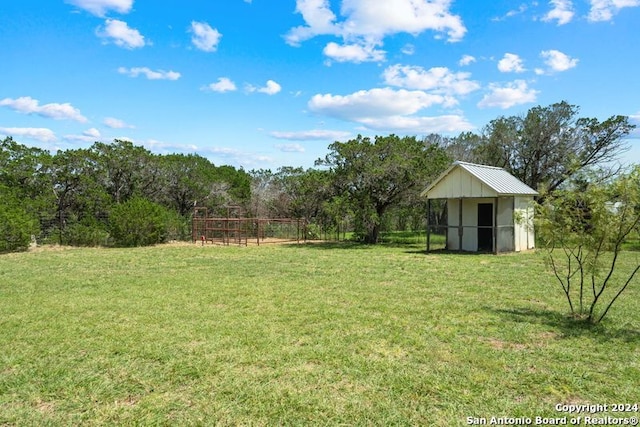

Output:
xmin=466 ymin=403 xmax=638 ymax=425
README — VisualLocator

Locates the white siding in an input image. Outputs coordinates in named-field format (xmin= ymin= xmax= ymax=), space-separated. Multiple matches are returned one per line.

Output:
xmin=425 ymin=162 xmax=538 ymax=253
xmin=423 ymin=161 xmax=538 ymax=199
xmin=446 ymin=198 xmax=481 ymax=251
xmin=496 ymin=197 xmax=512 ymax=226
xmin=447 ymin=198 xmax=460 ymax=250
xmin=447 ymin=198 xmax=504 ymax=251
xmin=514 ymin=196 xmax=535 ymax=251
xmin=461 ymin=198 xmax=478 ymax=251
xmin=497 ymin=197 xmax=515 ymax=252
xmin=428 ymin=168 xmax=499 ymax=199
xmin=445 ymin=196 xmax=536 ymax=252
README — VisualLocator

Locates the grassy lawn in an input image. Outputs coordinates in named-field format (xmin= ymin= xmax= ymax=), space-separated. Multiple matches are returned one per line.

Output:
xmin=1 ymin=243 xmax=639 ymax=425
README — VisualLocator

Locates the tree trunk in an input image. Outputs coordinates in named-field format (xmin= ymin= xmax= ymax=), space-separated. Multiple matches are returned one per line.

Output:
xmin=365 ymin=223 xmax=380 ymax=244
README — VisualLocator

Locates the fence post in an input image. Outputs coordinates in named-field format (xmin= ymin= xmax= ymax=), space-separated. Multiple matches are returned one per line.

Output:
xmin=426 ymin=198 xmax=431 ymax=252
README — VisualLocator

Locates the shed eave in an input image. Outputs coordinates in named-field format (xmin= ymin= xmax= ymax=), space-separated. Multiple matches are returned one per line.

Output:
xmin=421 ymin=161 xmax=539 ymax=199
xmin=424 ymin=193 xmax=537 ymax=199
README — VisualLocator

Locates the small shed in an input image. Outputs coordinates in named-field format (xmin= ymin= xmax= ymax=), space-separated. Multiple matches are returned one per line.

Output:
xmin=421 ymin=161 xmax=538 ymax=253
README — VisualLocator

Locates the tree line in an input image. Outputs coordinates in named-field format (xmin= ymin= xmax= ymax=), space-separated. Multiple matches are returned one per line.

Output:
xmin=0 ymin=101 xmax=636 ymax=251
xmin=0 ymin=138 xmax=251 ymax=250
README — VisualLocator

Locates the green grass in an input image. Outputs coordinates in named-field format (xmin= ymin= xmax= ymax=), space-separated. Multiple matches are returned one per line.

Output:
xmin=1 ymin=243 xmax=639 ymax=425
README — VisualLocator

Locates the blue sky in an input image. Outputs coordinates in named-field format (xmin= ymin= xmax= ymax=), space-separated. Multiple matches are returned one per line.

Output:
xmin=1 ymin=0 xmax=639 ymax=170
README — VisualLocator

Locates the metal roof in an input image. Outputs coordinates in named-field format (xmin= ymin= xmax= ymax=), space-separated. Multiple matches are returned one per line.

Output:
xmin=422 ymin=161 xmax=539 ymax=198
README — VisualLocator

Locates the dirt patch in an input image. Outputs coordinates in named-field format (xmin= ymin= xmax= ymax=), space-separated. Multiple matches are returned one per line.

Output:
xmin=485 ymin=338 xmax=528 ymax=351
xmin=484 ymin=330 xmax=559 ymax=351
xmin=35 ymin=400 xmax=55 ymax=414
xmin=194 ymin=237 xmax=307 ymax=246
xmin=27 ymin=244 xmax=77 ymax=253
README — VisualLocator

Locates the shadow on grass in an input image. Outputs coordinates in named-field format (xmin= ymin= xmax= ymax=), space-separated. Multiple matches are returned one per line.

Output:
xmin=417 ymin=248 xmax=499 ymax=256
xmin=282 ymin=240 xmax=428 ymax=251
xmin=282 ymin=241 xmax=374 ymax=250
xmin=489 ymin=306 xmax=640 ymax=343
xmin=282 ymin=241 xmax=500 ymax=254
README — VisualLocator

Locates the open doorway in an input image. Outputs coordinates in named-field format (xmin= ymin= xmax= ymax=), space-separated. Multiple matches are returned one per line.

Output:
xmin=477 ymin=203 xmax=493 ymax=252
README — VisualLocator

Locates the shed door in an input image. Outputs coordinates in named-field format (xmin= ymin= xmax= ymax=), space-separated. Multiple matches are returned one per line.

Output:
xmin=477 ymin=203 xmax=493 ymax=252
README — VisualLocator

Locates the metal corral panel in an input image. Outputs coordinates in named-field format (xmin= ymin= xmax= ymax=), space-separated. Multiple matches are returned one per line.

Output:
xmin=423 ymin=161 xmax=538 ymax=199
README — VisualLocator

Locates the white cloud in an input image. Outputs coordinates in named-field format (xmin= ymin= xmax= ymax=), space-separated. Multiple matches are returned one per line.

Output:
xmin=588 ymin=0 xmax=640 ymax=22
xmin=190 ymin=21 xmax=222 ymax=52
xmin=543 ymin=0 xmax=575 ymax=25
xmin=498 ymin=53 xmax=526 ymax=73
xmin=0 ymin=96 xmax=88 ymax=122
xmin=401 ymin=44 xmax=415 ymax=55
xmin=286 ymin=0 xmax=338 ymax=46
xmin=339 ymin=0 xmax=466 ymax=41
xmin=0 ymin=127 xmax=57 ymax=142
xmin=270 ymin=129 xmax=351 ymax=140
xmin=357 ymin=114 xmax=474 ymax=133
xmin=84 ymin=128 xmax=101 ymax=138
xmin=260 ymin=80 xmax=282 ymax=95
xmin=97 ymin=19 xmax=146 ymax=49
xmin=323 ymin=42 xmax=385 ymax=63
xmin=478 ymin=80 xmax=539 ymax=109
xmin=104 ymin=117 xmax=134 ymax=128
xmin=285 ymin=0 xmax=466 ymax=63
xmin=629 ymin=112 xmax=640 ymax=137
xmin=275 ymin=143 xmax=306 ymax=153
xmin=65 ymin=0 xmax=133 ymax=17
xmin=306 ymin=87 xmax=474 ymax=133
xmin=309 ymin=88 xmax=448 ymax=120
xmin=203 ymin=77 xmax=237 ymax=93
xmin=199 ymin=146 xmax=274 ymax=167
xmin=382 ymin=64 xmax=480 ymax=97
xmin=118 ymin=67 xmax=181 ymax=80
xmin=247 ymin=80 xmax=282 ymax=95
xmin=540 ymin=49 xmax=578 ymax=72
xmin=492 ymin=4 xmax=529 ymax=21
xmin=64 ymin=128 xmax=102 ymax=142
xmin=459 ymin=54 xmax=476 ymax=66
xmin=141 ymin=139 xmax=198 ymax=153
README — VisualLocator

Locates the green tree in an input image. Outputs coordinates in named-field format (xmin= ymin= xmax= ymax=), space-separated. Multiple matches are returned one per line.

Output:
xmin=317 ymin=134 xmax=449 ymax=244
xmin=536 ymin=168 xmax=640 ymax=323
xmin=109 ymin=196 xmax=175 ymax=247
xmin=0 ymin=185 xmax=38 ymax=252
xmin=158 ymin=154 xmax=252 ymax=216
xmin=159 ymin=153 xmax=219 ymax=216
xmin=320 ymin=193 xmax=353 ymax=240
xmin=91 ymin=140 xmax=162 ymax=204
xmin=248 ymin=169 xmax=279 ymax=218
xmin=50 ymin=148 xmax=111 ymax=244
xmin=0 ymin=137 xmax=55 ymax=231
xmin=440 ymin=131 xmax=483 ymax=164
xmin=478 ymin=101 xmax=634 ymax=192
xmin=273 ymin=167 xmax=332 ymax=219
xmin=215 ymin=165 xmax=251 ymax=208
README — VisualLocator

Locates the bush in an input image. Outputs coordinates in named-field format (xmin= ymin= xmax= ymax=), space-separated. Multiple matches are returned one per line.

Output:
xmin=305 ymin=223 xmax=322 ymax=240
xmin=109 ymin=197 xmax=175 ymax=247
xmin=536 ymin=168 xmax=640 ymax=324
xmin=164 ymin=213 xmax=191 ymax=242
xmin=0 ymin=194 xmax=38 ymax=253
xmin=63 ymin=220 xmax=110 ymax=247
